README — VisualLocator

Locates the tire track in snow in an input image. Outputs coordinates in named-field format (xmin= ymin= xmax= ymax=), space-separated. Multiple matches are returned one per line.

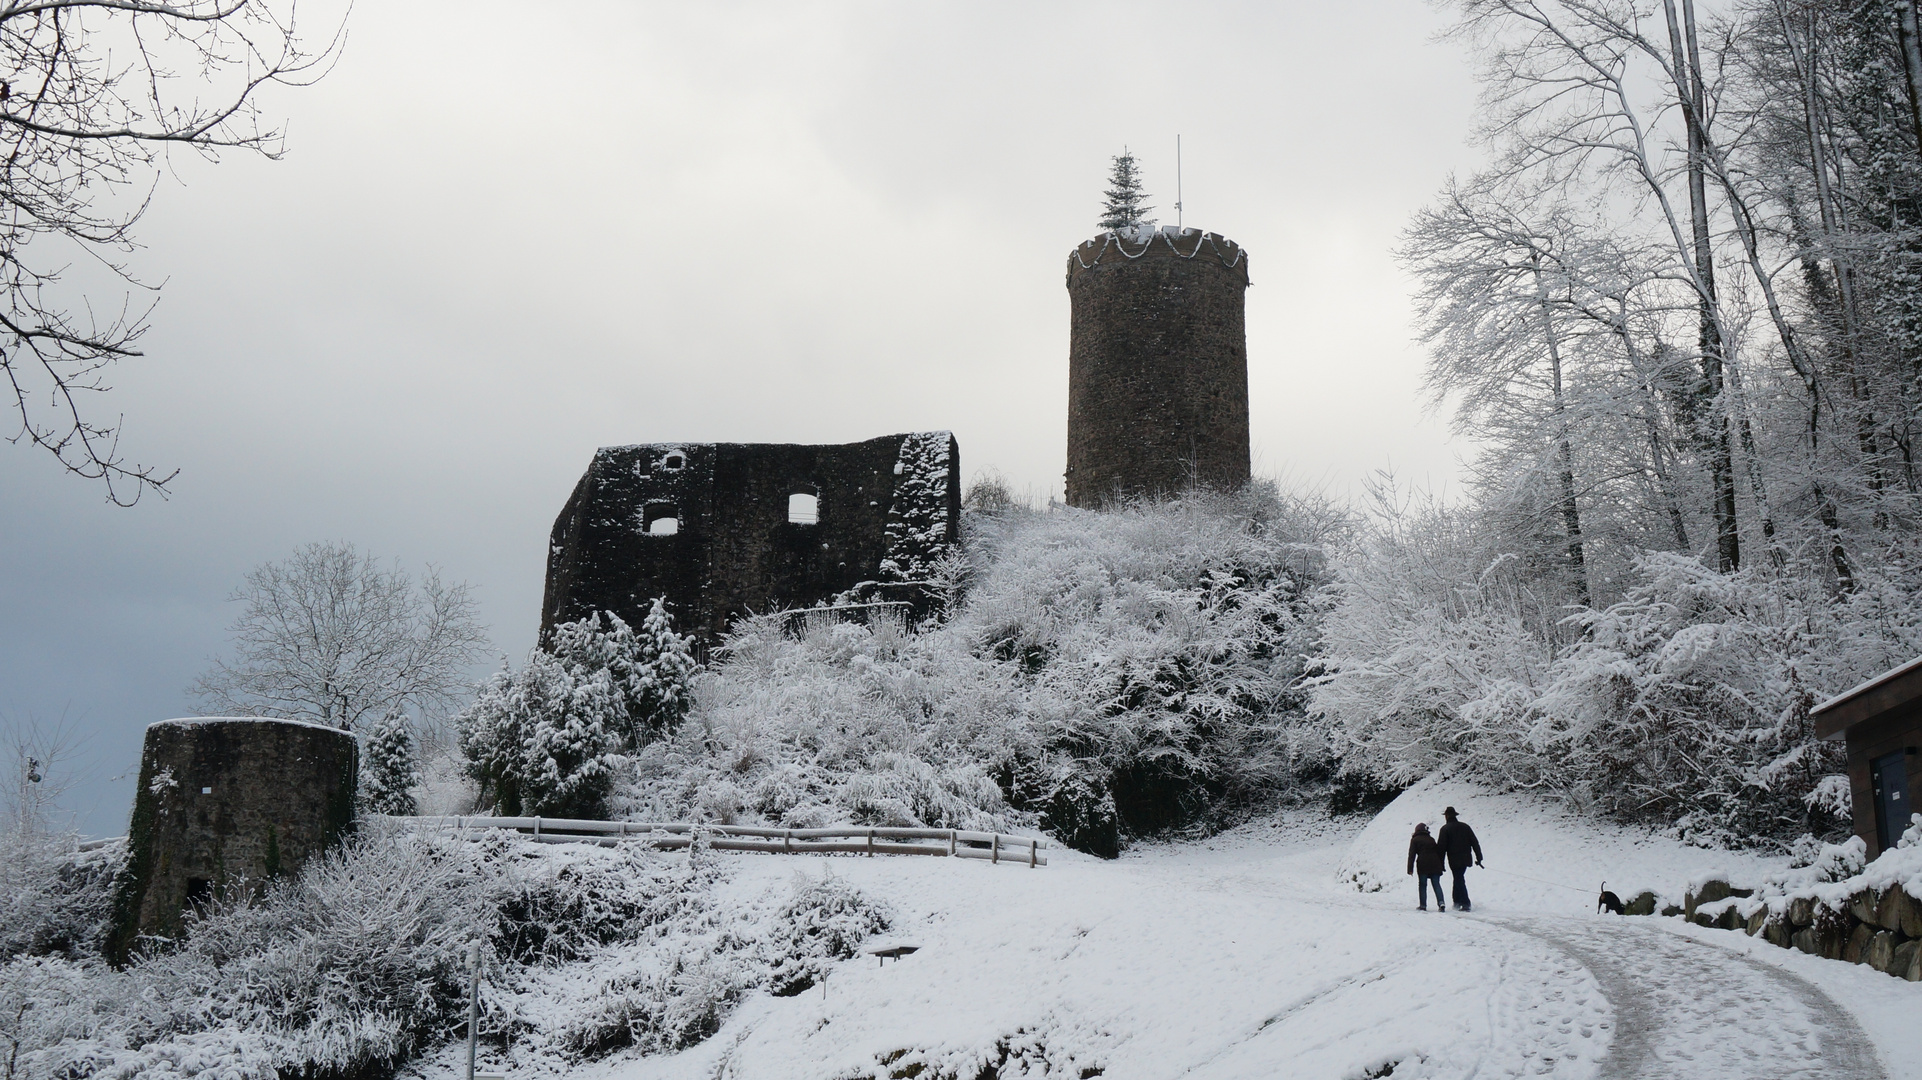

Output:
xmin=1488 ymin=915 xmax=1884 ymax=1080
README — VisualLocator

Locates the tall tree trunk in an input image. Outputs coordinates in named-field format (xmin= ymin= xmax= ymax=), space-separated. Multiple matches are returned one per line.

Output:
xmin=1894 ymin=0 xmax=1922 ymax=155
xmin=1533 ymin=253 xmax=1590 ymax=606
xmin=1667 ymin=0 xmax=1740 ymax=570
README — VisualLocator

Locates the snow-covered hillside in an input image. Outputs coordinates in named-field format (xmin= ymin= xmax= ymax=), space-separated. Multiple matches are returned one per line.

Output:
xmin=408 ymin=785 xmax=1921 ymax=1080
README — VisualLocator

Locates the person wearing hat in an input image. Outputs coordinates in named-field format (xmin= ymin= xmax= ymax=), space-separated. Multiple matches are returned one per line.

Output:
xmin=1406 ymin=822 xmax=1445 ymax=910
xmin=1436 ymin=806 xmax=1483 ymax=912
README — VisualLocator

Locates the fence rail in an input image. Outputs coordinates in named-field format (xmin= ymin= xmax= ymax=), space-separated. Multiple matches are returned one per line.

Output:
xmin=401 ymin=815 xmax=1048 ymax=867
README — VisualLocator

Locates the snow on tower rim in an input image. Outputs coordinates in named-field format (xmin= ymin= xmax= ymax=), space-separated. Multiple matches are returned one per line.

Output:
xmin=150 ymin=715 xmax=351 ymax=734
xmin=1069 ymin=225 xmax=1247 ymax=272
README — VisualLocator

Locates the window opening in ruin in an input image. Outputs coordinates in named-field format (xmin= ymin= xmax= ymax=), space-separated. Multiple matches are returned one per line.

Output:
xmin=788 ymin=492 xmax=819 ymax=525
xmin=662 ymin=451 xmax=686 ymax=471
xmin=644 ymin=503 xmax=681 ymax=536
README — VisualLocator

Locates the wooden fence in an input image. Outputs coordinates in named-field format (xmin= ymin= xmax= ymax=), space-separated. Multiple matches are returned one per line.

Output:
xmin=403 ymin=816 xmax=1048 ymax=867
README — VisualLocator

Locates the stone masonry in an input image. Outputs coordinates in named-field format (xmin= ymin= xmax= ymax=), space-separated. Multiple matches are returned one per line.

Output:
xmin=1065 ymin=226 xmax=1251 ymax=508
xmin=541 ymin=432 xmax=961 ymax=645
xmin=107 ymin=717 xmax=357 ymax=963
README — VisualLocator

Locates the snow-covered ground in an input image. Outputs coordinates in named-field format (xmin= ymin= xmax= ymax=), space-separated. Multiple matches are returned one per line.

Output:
xmin=444 ymin=781 xmax=1922 ymax=1080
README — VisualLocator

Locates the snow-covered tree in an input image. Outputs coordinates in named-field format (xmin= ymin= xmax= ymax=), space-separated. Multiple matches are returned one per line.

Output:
xmin=1098 ymin=149 xmax=1154 ymax=231
xmin=546 ymin=602 xmax=697 ymax=748
xmin=191 ymin=542 xmax=490 ymax=731
xmin=359 ymin=711 xmax=422 ymax=816
xmin=631 ymin=600 xmax=699 ymax=741
xmin=458 ymin=651 xmax=624 ymax=818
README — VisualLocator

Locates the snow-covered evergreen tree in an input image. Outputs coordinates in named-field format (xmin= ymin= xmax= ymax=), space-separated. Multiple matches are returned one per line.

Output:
xmin=631 ymin=599 xmax=698 ymax=742
xmin=546 ymin=602 xmax=696 ymax=747
xmin=457 ymin=652 xmax=624 ymax=818
xmin=517 ymin=652 xmax=623 ymax=818
xmin=359 ymin=710 xmax=422 ymax=816
xmin=1098 ymin=149 xmax=1154 ymax=231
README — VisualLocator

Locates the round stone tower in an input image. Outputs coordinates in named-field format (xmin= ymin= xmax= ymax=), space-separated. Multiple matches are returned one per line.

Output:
xmin=107 ymin=717 xmax=357 ymax=963
xmin=1064 ymin=226 xmax=1251 ymax=508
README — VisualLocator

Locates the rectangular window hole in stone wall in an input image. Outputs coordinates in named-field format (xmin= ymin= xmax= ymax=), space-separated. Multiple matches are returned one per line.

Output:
xmin=643 ymin=503 xmax=681 ymax=537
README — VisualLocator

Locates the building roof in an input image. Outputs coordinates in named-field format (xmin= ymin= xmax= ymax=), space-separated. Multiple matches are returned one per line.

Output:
xmin=1812 ymin=654 xmax=1922 ymax=741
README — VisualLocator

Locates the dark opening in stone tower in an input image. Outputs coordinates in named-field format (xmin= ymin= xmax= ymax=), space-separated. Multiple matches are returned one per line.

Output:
xmin=1064 ymin=226 xmax=1251 ymax=508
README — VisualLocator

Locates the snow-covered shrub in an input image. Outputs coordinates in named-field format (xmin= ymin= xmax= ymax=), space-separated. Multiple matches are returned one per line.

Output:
xmin=359 ymin=710 xmax=422 ymax=816
xmin=459 ymin=650 xmax=624 ymax=818
xmin=0 ymin=836 xmax=120 ymax=962
xmin=1308 ymin=497 xmax=1558 ymax=792
xmin=0 ymin=824 xmax=796 ymax=1078
xmin=621 ymin=486 xmax=1340 ymax=856
xmin=1315 ymin=520 xmax=1922 ymax=845
xmin=765 ymin=871 xmax=893 ymax=996
xmin=540 ymin=948 xmax=758 ymax=1059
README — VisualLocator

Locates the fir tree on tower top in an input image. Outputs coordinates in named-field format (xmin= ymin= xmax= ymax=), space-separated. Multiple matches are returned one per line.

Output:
xmin=1098 ymin=148 xmax=1155 ymax=231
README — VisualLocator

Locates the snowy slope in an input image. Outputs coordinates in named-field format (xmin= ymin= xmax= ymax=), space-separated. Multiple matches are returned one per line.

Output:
xmin=577 ymin=813 xmax=1612 ymax=1080
xmin=409 ymin=787 xmax=1922 ymax=1080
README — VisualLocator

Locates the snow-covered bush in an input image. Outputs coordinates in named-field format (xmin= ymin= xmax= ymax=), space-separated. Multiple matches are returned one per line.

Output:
xmin=458 ymin=604 xmax=698 ymax=819
xmin=765 ymin=871 xmax=893 ymax=996
xmin=622 ymin=487 xmax=1340 ymax=856
xmin=1314 ymin=510 xmax=1922 ymax=845
xmin=359 ymin=710 xmax=422 ymax=816
xmin=0 ymin=836 xmax=120 ymax=962
xmin=0 ymin=824 xmax=868 ymax=1078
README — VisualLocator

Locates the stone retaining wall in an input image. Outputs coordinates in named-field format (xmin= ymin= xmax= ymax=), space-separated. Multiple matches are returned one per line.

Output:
xmin=1612 ymin=876 xmax=1922 ymax=982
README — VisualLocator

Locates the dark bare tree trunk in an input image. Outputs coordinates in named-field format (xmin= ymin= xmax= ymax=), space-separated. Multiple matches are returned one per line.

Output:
xmin=1667 ymin=0 xmax=1741 ymax=571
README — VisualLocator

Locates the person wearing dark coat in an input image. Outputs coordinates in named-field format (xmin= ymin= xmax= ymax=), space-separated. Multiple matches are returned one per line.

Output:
xmin=1405 ymin=823 xmax=1445 ymax=910
xmin=1436 ymin=806 xmax=1483 ymax=911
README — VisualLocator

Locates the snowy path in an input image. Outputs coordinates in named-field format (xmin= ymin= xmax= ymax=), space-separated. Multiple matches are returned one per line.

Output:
xmin=1487 ymin=915 xmax=1885 ymax=1080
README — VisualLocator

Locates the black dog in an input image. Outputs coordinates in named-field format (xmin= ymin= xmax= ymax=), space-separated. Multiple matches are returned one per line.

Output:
xmin=1597 ymin=882 xmax=1626 ymax=915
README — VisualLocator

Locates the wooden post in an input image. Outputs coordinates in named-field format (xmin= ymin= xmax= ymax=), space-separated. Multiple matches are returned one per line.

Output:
xmin=465 ymin=942 xmax=480 ymax=1080
xmin=991 ymin=834 xmax=1000 ymax=864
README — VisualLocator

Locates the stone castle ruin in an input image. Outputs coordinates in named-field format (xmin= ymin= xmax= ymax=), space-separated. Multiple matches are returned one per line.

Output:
xmin=1065 ymin=225 xmax=1251 ymax=508
xmin=539 ymin=225 xmax=1252 ymax=643
xmin=107 ymin=717 xmax=357 ymax=963
xmin=541 ymin=432 xmax=960 ymax=644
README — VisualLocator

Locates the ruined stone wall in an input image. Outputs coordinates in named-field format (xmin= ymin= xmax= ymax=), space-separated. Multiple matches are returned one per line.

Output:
xmin=541 ymin=432 xmax=960 ymax=644
xmin=107 ymin=717 xmax=357 ymax=963
xmin=1065 ymin=226 xmax=1251 ymax=508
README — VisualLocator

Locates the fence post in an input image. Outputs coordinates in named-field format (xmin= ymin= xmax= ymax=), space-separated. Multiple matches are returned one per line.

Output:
xmin=532 ymin=816 xmax=541 ymax=838
xmin=866 ymin=828 xmax=874 ymax=856
xmin=1029 ymin=839 xmax=1037 ymax=868
xmin=991 ymin=834 xmax=1000 ymax=864
xmin=948 ymin=830 xmax=956 ymax=857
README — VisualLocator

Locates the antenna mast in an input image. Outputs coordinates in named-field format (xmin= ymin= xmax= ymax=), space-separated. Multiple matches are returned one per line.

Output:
xmin=1176 ymin=135 xmax=1184 ymax=228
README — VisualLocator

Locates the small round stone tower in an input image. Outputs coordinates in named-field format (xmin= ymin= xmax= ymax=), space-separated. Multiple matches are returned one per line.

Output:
xmin=1064 ymin=226 xmax=1251 ymax=508
xmin=107 ymin=717 xmax=357 ymax=963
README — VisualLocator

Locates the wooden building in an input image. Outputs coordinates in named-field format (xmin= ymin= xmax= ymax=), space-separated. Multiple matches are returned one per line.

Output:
xmin=1814 ymin=656 xmax=1922 ymax=857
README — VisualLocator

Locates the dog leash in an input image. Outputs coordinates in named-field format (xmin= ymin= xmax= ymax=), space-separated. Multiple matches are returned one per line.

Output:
xmin=1474 ymin=865 xmax=1592 ymax=895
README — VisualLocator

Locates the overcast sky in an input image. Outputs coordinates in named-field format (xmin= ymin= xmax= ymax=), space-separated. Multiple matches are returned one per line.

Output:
xmin=1 ymin=1 xmax=1485 ymax=836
